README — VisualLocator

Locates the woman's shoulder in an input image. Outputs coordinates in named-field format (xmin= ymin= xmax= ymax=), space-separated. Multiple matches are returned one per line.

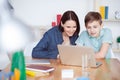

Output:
xmin=48 ymin=26 xmax=59 ymax=31
xmin=46 ymin=26 xmax=60 ymax=33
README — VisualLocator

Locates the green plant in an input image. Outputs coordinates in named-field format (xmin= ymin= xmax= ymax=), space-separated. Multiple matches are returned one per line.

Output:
xmin=117 ymin=36 xmax=120 ymax=43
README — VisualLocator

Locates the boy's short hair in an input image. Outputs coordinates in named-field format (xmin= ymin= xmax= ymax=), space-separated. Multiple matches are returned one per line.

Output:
xmin=84 ymin=12 xmax=102 ymax=27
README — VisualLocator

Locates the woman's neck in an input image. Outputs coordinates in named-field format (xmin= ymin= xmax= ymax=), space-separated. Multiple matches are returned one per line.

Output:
xmin=62 ymin=32 xmax=70 ymax=45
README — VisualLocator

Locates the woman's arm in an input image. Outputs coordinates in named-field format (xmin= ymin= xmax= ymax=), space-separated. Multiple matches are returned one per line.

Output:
xmin=32 ymin=32 xmax=50 ymax=59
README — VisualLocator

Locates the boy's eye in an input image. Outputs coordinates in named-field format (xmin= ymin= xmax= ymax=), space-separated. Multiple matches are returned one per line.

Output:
xmin=87 ymin=27 xmax=91 ymax=29
xmin=93 ymin=26 xmax=98 ymax=28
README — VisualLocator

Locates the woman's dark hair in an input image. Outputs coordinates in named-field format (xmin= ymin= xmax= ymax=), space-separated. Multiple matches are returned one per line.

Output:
xmin=58 ymin=10 xmax=80 ymax=35
xmin=85 ymin=11 xmax=102 ymax=27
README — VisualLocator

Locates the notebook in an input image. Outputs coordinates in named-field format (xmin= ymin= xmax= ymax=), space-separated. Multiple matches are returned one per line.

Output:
xmin=57 ymin=45 xmax=102 ymax=67
xmin=26 ymin=65 xmax=54 ymax=73
xmin=25 ymin=59 xmax=50 ymax=65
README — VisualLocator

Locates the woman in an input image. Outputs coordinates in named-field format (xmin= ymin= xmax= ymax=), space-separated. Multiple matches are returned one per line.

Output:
xmin=32 ymin=10 xmax=80 ymax=59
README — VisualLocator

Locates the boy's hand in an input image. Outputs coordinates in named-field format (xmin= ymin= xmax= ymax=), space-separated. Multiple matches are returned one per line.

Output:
xmin=95 ymin=52 xmax=105 ymax=59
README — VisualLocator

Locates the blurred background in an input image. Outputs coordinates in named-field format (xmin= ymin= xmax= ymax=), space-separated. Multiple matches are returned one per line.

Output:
xmin=0 ymin=0 xmax=120 ymax=60
xmin=10 ymin=0 xmax=120 ymax=49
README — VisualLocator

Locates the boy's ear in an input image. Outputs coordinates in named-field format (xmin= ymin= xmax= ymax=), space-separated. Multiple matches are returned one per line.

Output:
xmin=101 ymin=23 xmax=103 ymax=29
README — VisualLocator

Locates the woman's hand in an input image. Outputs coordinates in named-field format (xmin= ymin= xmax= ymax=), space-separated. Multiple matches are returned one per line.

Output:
xmin=57 ymin=54 xmax=60 ymax=59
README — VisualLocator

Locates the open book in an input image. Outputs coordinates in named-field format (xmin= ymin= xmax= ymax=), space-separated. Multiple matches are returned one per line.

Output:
xmin=26 ymin=65 xmax=54 ymax=73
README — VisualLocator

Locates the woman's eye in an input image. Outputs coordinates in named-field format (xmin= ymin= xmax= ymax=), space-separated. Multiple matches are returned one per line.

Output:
xmin=73 ymin=26 xmax=77 ymax=28
xmin=66 ymin=26 xmax=71 ymax=28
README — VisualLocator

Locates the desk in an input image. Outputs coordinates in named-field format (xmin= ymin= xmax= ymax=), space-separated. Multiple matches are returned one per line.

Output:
xmin=3 ymin=58 xmax=120 ymax=80
xmin=26 ymin=58 xmax=120 ymax=80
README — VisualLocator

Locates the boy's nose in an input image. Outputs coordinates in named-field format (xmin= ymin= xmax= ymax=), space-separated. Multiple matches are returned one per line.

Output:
xmin=90 ymin=28 xmax=94 ymax=32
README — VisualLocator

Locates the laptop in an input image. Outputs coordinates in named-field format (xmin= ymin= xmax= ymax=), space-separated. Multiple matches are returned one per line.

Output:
xmin=25 ymin=59 xmax=50 ymax=65
xmin=57 ymin=45 xmax=102 ymax=68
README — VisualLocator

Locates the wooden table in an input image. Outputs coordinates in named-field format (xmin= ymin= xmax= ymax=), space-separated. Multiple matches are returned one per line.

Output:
xmin=26 ymin=58 xmax=120 ymax=80
xmin=2 ymin=57 xmax=120 ymax=80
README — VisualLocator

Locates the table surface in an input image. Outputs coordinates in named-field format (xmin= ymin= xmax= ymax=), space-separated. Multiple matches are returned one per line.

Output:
xmin=25 ymin=58 xmax=120 ymax=80
xmin=3 ymin=57 xmax=120 ymax=80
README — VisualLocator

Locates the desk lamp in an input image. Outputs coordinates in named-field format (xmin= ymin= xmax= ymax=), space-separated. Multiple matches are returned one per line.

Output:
xmin=0 ymin=0 xmax=32 ymax=80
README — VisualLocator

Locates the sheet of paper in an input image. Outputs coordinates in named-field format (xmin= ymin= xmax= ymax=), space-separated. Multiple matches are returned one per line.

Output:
xmin=0 ymin=53 xmax=10 ymax=70
xmin=61 ymin=69 xmax=74 ymax=78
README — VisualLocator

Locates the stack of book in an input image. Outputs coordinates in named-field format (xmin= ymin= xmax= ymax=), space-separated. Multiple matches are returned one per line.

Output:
xmin=99 ymin=6 xmax=109 ymax=19
xmin=51 ymin=14 xmax=62 ymax=27
xmin=26 ymin=65 xmax=54 ymax=77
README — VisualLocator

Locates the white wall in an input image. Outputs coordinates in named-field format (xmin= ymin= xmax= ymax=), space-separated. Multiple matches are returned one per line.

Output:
xmin=10 ymin=0 xmax=120 ymax=48
xmin=103 ymin=22 xmax=120 ymax=48
xmin=11 ymin=0 xmax=90 ymax=27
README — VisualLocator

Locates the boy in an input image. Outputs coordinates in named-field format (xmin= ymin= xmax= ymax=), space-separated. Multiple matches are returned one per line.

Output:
xmin=75 ymin=12 xmax=113 ymax=58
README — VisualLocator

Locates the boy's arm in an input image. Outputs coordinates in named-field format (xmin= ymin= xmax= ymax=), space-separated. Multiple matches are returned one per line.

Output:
xmin=95 ymin=43 xmax=109 ymax=58
xmin=95 ymin=28 xmax=113 ymax=58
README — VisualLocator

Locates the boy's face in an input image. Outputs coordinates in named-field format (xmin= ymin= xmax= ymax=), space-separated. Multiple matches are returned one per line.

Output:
xmin=86 ymin=21 xmax=102 ymax=38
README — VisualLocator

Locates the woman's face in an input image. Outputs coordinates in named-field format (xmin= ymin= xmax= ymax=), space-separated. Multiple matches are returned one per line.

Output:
xmin=62 ymin=20 xmax=77 ymax=37
xmin=86 ymin=21 xmax=102 ymax=38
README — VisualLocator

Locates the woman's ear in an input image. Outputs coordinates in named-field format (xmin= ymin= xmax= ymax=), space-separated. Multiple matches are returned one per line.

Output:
xmin=61 ymin=22 xmax=64 ymax=27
